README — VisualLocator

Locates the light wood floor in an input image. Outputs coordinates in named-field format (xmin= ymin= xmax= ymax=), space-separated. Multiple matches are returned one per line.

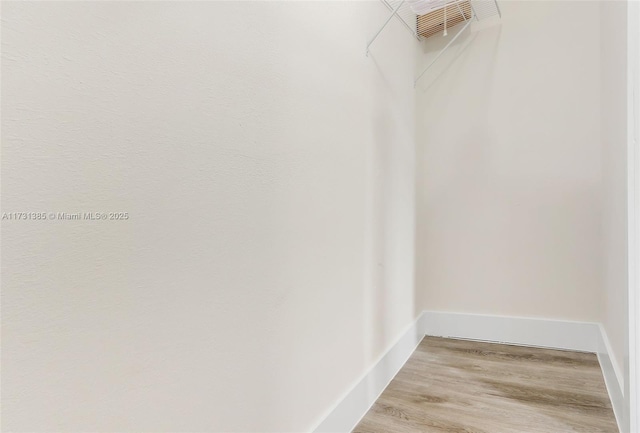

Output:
xmin=353 ymin=336 xmax=618 ymax=433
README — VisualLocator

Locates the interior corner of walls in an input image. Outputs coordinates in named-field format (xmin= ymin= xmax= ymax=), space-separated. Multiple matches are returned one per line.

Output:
xmin=312 ymin=315 xmax=425 ymax=433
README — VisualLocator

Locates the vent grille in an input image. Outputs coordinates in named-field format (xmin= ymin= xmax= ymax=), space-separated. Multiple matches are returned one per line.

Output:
xmin=417 ymin=1 xmax=473 ymax=39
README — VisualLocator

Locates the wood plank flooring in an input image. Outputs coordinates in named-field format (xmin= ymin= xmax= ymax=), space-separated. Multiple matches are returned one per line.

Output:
xmin=353 ymin=336 xmax=618 ymax=433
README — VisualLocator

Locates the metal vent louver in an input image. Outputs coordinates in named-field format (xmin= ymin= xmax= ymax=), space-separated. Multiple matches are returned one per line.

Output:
xmin=417 ymin=1 xmax=473 ymax=39
xmin=368 ymin=0 xmax=501 ymax=84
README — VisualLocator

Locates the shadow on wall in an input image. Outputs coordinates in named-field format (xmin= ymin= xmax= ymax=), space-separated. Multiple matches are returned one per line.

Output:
xmin=366 ymin=104 xmax=393 ymax=371
xmin=417 ymin=21 xmax=502 ymax=93
xmin=414 ymin=0 xmax=604 ymax=321
xmin=362 ymin=46 xmax=416 ymax=368
xmin=414 ymin=23 xmax=502 ymax=319
xmin=365 ymin=52 xmax=395 ymax=366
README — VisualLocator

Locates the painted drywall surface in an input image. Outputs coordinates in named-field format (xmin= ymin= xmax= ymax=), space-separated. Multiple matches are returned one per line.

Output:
xmin=628 ymin=2 xmax=640 ymax=430
xmin=0 ymin=2 xmax=417 ymax=431
xmin=415 ymin=1 xmax=603 ymax=322
xmin=601 ymin=0 xmax=629 ymax=422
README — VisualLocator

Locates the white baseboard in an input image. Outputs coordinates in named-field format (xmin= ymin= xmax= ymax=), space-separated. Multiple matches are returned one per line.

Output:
xmin=598 ymin=324 xmax=626 ymax=431
xmin=314 ymin=311 xmax=624 ymax=433
xmin=420 ymin=311 xmax=600 ymax=352
xmin=312 ymin=316 xmax=425 ymax=433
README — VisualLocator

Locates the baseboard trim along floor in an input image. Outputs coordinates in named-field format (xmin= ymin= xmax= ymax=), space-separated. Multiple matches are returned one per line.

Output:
xmin=312 ymin=319 xmax=425 ymax=433
xmin=313 ymin=311 xmax=624 ymax=433
xmin=598 ymin=324 xmax=625 ymax=430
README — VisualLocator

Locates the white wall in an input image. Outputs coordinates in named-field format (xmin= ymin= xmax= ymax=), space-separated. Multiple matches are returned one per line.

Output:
xmin=629 ymin=2 xmax=640 ymax=430
xmin=0 ymin=2 xmax=417 ymax=431
xmin=601 ymin=0 xmax=629 ymax=417
xmin=415 ymin=1 xmax=603 ymax=322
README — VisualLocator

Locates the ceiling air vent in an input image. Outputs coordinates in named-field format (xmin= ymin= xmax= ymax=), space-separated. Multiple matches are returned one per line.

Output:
xmin=417 ymin=0 xmax=473 ymax=39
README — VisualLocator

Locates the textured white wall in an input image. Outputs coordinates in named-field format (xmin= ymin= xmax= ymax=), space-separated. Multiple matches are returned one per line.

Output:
xmin=0 ymin=2 xmax=417 ymax=431
xmin=601 ymin=0 xmax=629 ymax=415
xmin=415 ymin=1 xmax=603 ymax=321
xmin=629 ymin=3 xmax=640 ymax=430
